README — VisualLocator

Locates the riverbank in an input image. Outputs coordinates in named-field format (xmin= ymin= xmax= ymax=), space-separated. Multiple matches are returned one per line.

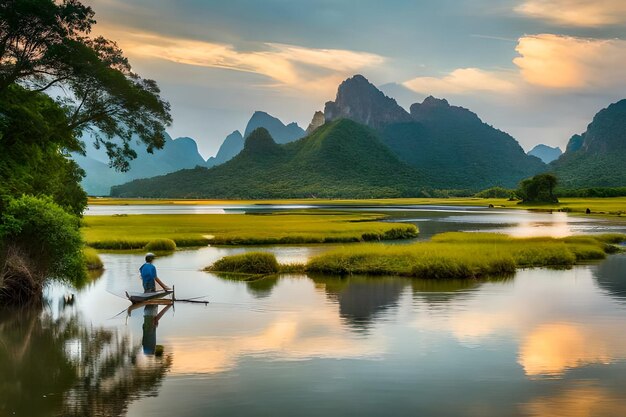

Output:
xmin=207 ymin=233 xmax=626 ymax=280
xmin=88 ymin=197 xmax=626 ymax=217
xmin=82 ymin=212 xmax=418 ymax=249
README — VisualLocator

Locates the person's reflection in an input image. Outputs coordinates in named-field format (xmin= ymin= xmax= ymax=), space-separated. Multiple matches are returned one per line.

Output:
xmin=127 ymin=302 xmax=171 ymax=355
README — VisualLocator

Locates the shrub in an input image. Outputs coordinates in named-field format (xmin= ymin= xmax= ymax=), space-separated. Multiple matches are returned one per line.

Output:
xmin=144 ymin=238 xmax=177 ymax=252
xmin=207 ymin=252 xmax=279 ymax=275
xmin=0 ymin=195 xmax=85 ymax=304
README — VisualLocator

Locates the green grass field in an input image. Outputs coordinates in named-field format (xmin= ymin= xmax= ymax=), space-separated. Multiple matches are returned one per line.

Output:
xmin=82 ymin=212 xmax=418 ymax=249
xmin=89 ymin=197 xmax=626 ymax=216
xmin=207 ymin=232 xmax=626 ymax=280
xmin=304 ymin=232 xmax=625 ymax=279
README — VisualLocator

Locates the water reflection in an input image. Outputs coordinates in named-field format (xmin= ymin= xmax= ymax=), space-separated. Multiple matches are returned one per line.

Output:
xmin=0 ymin=305 xmax=171 ymax=417
xmin=594 ymin=254 xmax=626 ymax=301
xmin=311 ymin=275 xmax=407 ymax=331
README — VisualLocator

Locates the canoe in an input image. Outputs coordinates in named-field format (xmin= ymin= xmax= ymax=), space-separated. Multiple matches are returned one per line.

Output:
xmin=125 ymin=289 xmax=173 ymax=304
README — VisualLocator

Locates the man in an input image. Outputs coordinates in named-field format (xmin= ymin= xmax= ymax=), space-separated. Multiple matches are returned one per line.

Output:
xmin=139 ymin=253 xmax=170 ymax=292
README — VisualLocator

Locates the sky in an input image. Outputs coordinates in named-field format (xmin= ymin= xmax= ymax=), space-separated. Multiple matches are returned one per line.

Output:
xmin=89 ymin=0 xmax=626 ymax=158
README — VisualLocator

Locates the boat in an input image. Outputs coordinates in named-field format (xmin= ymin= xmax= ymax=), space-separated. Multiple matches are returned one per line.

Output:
xmin=125 ymin=289 xmax=173 ymax=304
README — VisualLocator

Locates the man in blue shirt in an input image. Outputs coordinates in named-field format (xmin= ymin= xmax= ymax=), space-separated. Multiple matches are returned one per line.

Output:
xmin=139 ymin=253 xmax=170 ymax=292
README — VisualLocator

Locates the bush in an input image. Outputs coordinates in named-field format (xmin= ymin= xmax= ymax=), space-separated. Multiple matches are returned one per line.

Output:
xmin=83 ymin=247 xmax=103 ymax=270
xmin=144 ymin=238 xmax=177 ymax=252
xmin=0 ymin=195 xmax=85 ymax=303
xmin=207 ymin=252 xmax=279 ymax=275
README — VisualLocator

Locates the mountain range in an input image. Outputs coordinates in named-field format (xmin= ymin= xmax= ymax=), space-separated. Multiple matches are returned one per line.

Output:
xmin=92 ymin=74 xmax=626 ymax=197
xmin=111 ymin=120 xmax=424 ymax=198
xmin=74 ymin=111 xmax=305 ymax=194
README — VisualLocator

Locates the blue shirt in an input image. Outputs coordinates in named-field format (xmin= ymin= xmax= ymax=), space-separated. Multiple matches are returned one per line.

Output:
xmin=140 ymin=263 xmax=157 ymax=289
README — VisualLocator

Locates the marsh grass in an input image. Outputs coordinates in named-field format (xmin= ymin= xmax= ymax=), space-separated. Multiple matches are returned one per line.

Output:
xmin=144 ymin=238 xmax=177 ymax=252
xmin=206 ymin=252 xmax=280 ymax=275
xmin=305 ymin=232 xmax=626 ymax=279
xmin=83 ymin=213 xmax=418 ymax=249
xmin=82 ymin=247 xmax=103 ymax=270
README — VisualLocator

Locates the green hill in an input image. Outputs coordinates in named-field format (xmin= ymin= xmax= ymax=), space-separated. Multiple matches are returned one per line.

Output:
xmin=552 ymin=99 xmax=626 ymax=187
xmin=111 ymin=120 xmax=426 ymax=199
xmin=381 ymin=97 xmax=547 ymax=189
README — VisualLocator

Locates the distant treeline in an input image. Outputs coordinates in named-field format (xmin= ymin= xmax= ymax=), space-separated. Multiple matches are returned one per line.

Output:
xmin=472 ymin=186 xmax=626 ymax=200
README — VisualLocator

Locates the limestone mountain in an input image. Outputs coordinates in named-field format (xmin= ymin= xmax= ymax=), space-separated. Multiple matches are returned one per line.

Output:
xmin=380 ymin=96 xmax=546 ymax=189
xmin=324 ymin=74 xmax=413 ymax=129
xmin=528 ymin=144 xmax=562 ymax=164
xmin=552 ymin=99 xmax=626 ymax=187
xmin=111 ymin=120 xmax=425 ymax=199
xmin=206 ymin=130 xmax=244 ymax=167
xmin=306 ymin=111 xmax=325 ymax=134
xmin=243 ymin=111 xmax=305 ymax=144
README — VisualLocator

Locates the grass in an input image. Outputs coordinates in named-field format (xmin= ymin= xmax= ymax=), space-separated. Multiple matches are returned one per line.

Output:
xmin=205 ymin=252 xmax=280 ymax=275
xmin=82 ymin=247 xmax=103 ymax=270
xmin=82 ymin=212 xmax=418 ymax=249
xmin=205 ymin=232 xmax=626 ymax=279
xmin=144 ymin=238 xmax=177 ymax=252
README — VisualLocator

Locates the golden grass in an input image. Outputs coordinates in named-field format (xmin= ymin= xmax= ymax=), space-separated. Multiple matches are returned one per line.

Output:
xmin=303 ymin=232 xmax=626 ymax=280
xmin=82 ymin=212 xmax=418 ymax=249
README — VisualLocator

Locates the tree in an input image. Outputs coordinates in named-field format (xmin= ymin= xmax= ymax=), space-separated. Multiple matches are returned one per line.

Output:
xmin=517 ymin=173 xmax=559 ymax=203
xmin=0 ymin=0 xmax=171 ymax=173
xmin=0 ymin=0 xmax=172 ymax=303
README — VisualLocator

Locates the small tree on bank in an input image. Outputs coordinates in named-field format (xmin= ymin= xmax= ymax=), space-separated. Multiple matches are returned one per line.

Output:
xmin=517 ymin=173 xmax=559 ymax=204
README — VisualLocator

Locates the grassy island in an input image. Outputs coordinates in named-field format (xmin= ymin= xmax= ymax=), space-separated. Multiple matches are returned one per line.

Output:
xmin=82 ymin=212 xmax=418 ymax=249
xmin=207 ymin=233 xmax=626 ymax=280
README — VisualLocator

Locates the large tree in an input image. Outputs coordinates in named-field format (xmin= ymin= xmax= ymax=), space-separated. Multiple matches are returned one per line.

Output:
xmin=0 ymin=0 xmax=172 ymax=303
xmin=0 ymin=0 xmax=171 ymax=175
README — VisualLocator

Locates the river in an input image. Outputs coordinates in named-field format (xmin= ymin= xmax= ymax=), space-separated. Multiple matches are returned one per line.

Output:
xmin=2 ymin=205 xmax=626 ymax=416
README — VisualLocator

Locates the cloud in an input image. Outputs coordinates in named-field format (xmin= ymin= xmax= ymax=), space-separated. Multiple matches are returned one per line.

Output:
xmin=403 ymin=68 xmax=518 ymax=95
xmin=97 ymin=26 xmax=384 ymax=96
xmin=403 ymin=34 xmax=626 ymax=96
xmin=513 ymin=34 xmax=626 ymax=90
xmin=515 ymin=0 xmax=626 ymax=27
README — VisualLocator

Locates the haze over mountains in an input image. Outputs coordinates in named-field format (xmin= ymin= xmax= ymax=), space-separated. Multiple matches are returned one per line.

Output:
xmin=83 ymin=74 xmax=626 ymax=197
xmin=528 ymin=145 xmax=562 ymax=164
xmin=75 ymin=111 xmax=305 ymax=195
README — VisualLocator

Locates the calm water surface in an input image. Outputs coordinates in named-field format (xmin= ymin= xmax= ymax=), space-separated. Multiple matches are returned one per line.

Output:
xmin=2 ymin=207 xmax=626 ymax=416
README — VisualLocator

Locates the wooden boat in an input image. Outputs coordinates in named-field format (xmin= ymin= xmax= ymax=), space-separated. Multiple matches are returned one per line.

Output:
xmin=125 ymin=289 xmax=173 ymax=304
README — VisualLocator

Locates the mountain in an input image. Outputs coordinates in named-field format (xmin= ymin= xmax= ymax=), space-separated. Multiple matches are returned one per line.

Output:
xmin=306 ymin=111 xmax=325 ymax=134
xmin=528 ymin=144 xmax=562 ymax=163
xmin=243 ymin=111 xmax=305 ymax=144
xmin=111 ymin=120 xmax=425 ymax=199
xmin=379 ymin=96 xmax=547 ymax=189
xmin=324 ymin=74 xmax=413 ymax=129
xmin=206 ymin=130 xmax=244 ymax=167
xmin=552 ymin=99 xmax=626 ymax=187
xmin=73 ymin=133 xmax=207 ymax=195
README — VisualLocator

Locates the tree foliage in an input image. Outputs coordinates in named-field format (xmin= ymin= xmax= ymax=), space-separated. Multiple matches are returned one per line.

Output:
xmin=517 ymin=173 xmax=559 ymax=203
xmin=0 ymin=0 xmax=171 ymax=171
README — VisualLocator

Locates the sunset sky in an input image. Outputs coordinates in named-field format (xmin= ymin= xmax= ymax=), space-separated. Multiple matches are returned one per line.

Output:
xmin=89 ymin=0 xmax=626 ymax=157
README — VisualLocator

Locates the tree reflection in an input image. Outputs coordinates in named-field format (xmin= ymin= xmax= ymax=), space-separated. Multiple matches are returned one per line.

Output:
xmin=0 ymin=305 xmax=172 ymax=417
xmin=311 ymin=275 xmax=407 ymax=331
xmin=594 ymin=254 xmax=626 ymax=302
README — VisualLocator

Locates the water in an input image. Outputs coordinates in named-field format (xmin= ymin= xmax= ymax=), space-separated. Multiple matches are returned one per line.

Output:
xmin=2 ymin=207 xmax=626 ymax=416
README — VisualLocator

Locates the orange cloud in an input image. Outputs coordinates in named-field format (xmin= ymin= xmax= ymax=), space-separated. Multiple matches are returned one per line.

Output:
xmin=94 ymin=26 xmax=384 ymax=96
xmin=403 ymin=68 xmax=518 ymax=95
xmin=515 ymin=0 xmax=626 ymax=27
xmin=513 ymin=34 xmax=626 ymax=89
